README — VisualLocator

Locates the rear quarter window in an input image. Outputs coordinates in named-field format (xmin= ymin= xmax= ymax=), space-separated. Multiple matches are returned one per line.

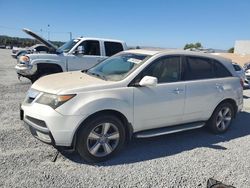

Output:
xmin=104 ymin=42 xmax=124 ymax=56
xmin=213 ymin=60 xmax=232 ymax=78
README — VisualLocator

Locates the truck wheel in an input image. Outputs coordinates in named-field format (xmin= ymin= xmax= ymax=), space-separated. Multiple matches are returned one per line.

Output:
xmin=30 ymin=73 xmax=40 ymax=83
xmin=30 ymin=72 xmax=48 ymax=83
xmin=207 ymin=102 xmax=234 ymax=134
xmin=30 ymin=68 xmax=61 ymax=83
xmin=76 ymin=115 xmax=126 ymax=163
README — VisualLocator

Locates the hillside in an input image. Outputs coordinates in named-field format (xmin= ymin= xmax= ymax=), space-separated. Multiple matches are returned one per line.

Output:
xmin=0 ymin=35 xmax=64 ymax=48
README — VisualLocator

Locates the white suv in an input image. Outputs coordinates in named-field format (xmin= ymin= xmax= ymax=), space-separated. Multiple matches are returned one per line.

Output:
xmin=20 ymin=49 xmax=243 ymax=162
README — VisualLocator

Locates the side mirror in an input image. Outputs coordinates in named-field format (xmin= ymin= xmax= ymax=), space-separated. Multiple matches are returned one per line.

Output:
xmin=139 ymin=76 xmax=158 ymax=87
xmin=75 ymin=45 xmax=85 ymax=55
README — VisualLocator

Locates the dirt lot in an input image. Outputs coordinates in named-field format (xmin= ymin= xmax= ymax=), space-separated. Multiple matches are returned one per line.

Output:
xmin=0 ymin=49 xmax=250 ymax=187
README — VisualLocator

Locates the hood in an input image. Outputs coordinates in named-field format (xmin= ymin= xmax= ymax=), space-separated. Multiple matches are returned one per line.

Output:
xmin=31 ymin=71 xmax=115 ymax=94
xmin=23 ymin=28 xmax=58 ymax=52
xmin=26 ymin=53 xmax=64 ymax=63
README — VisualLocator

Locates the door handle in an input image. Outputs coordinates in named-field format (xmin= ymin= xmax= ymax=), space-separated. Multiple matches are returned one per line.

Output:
xmin=173 ymin=88 xmax=184 ymax=94
xmin=215 ymin=83 xmax=224 ymax=90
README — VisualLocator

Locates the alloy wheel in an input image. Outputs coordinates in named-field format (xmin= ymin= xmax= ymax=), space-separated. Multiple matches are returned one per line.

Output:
xmin=216 ymin=107 xmax=232 ymax=131
xmin=87 ymin=122 xmax=120 ymax=157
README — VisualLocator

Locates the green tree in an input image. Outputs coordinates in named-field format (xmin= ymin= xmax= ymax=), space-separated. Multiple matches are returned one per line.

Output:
xmin=228 ymin=47 xmax=234 ymax=53
xmin=184 ymin=42 xmax=203 ymax=50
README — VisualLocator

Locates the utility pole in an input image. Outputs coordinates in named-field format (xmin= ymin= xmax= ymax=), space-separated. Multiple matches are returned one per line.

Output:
xmin=40 ymin=29 xmax=43 ymax=37
xmin=47 ymin=24 xmax=50 ymax=40
xmin=69 ymin=32 xmax=72 ymax=40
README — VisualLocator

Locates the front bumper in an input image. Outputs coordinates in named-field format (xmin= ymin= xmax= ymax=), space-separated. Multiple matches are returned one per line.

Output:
xmin=15 ymin=64 xmax=37 ymax=76
xmin=23 ymin=118 xmax=55 ymax=145
xmin=11 ymin=53 xmax=17 ymax=58
xmin=21 ymin=102 xmax=84 ymax=146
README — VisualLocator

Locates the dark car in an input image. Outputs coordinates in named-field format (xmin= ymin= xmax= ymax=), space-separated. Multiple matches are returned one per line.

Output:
xmin=11 ymin=44 xmax=50 ymax=59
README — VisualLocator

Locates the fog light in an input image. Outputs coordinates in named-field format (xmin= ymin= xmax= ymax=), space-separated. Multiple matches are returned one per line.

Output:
xmin=36 ymin=131 xmax=51 ymax=141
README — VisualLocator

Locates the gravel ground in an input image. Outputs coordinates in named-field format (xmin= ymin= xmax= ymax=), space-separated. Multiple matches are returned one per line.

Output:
xmin=0 ymin=48 xmax=250 ymax=188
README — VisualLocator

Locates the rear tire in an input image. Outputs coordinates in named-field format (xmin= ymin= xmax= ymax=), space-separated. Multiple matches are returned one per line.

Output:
xmin=207 ymin=102 xmax=234 ymax=134
xmin=76 ymin=115 xmax=126 ymax=163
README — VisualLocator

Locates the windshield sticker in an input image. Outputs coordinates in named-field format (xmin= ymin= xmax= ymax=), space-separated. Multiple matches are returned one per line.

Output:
xmin=127 ymin=58 xmax=142 ymax=64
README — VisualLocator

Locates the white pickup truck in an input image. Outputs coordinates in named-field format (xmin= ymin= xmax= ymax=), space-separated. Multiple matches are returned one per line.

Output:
xmin=15 ymin=29 xmax=128 ymax=82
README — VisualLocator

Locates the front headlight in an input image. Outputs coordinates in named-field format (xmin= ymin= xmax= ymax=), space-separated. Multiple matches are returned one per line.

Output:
xmin=36 ymin=93 xmax=76 ymax=109
xmin=19 ymin=55 xmax=30 ymax=65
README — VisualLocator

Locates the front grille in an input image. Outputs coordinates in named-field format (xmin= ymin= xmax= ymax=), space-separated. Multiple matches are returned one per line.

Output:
xmin=25 ymin=116 xmax=47 ymax=128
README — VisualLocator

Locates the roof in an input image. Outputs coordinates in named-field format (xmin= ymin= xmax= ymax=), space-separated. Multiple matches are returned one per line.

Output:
xmin=125 ymin=49 xmax=232 ymax=63
xmin=212 ymin=53 xmax=250 ymax=66
xmin=126 ymin=49 xmax=161 ymax=55
xmin=77 ymin=37 xmax=125 ymax=43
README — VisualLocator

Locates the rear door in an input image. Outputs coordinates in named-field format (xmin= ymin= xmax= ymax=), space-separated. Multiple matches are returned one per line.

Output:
xmin=133 ymin=56 xmax=186 ymax=131
xmin=182 ymin=56 xmax=228 ymax=123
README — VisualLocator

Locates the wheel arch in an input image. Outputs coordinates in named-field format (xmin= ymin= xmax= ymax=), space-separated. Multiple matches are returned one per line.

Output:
xmin=213 ymin=98 xmax=238 ymax=118
xmin=72 ymin=109 xmax=133 ymax=148
xmin=36 ymin=63 xmax=63 ymax=73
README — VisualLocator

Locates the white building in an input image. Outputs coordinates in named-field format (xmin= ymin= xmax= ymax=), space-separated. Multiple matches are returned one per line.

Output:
xmin=234 ymin=40 xmax=250 ymax=55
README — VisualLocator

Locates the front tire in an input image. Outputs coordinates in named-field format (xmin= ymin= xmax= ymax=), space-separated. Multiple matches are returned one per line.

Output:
xmin=207 ymin=102 xmax=234 ymax=134
xmin=76 ymin=115 xmax=126 ymax=163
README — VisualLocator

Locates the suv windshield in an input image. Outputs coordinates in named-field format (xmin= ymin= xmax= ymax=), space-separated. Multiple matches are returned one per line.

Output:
xmin=87 ymin=52 xmax=151 ymax=81
xmin=57 ymin=39 xmax=80 ymax=53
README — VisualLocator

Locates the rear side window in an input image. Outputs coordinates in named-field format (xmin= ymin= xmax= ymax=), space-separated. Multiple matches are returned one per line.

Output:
xmin=183 ymin=56 xmax=214 ymax=80
xmin=214 ymin=60 xmax=232 ymax=78
xmin=104 ymin=42 xmax=124 ymax=56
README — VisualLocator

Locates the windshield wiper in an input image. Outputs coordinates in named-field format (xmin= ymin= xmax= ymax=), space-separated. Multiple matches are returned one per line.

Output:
xmin=86 ymin=71 xmax=106 ymax=80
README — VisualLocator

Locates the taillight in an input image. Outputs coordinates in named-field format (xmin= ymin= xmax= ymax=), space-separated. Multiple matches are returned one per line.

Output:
xmin=240 ymin=78 xmax=244 ymax=88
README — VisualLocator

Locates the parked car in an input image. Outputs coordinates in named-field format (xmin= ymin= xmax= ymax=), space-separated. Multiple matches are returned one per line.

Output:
xmin=20 ymin=50 xmax=243 ymax=162
xmin=11 ymin=44 xmax=50 ymax=59
xmin=243 ymin=62 xmax=250 ymax=71
xmin=15 ymin=28 xmax=128 ymax=82
xmin=245 ymin=69 xmax=250 ymax=81
xmin=232 ymin=63 xmax=249 ymax=88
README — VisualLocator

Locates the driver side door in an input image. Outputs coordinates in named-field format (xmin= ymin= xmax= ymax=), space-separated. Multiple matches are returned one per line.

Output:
xmin=67 ymin=40 xmax=105 ymax=71
xmin=133 ymin=56 xmax=186 ymax=132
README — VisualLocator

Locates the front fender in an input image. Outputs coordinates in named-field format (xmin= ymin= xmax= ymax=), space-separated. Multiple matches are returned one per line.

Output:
xmin=56 ymin=89 xmax=134 ymax=126
xmin=31 ymin=59 xmax=66 ymax=72
xmin=78 ymin=98 xmax=132 ymax=120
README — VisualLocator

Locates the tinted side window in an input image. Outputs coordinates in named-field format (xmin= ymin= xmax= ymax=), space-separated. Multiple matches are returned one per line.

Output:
xmin=140 ymin=56 xmax=181 ymax=83
xmin=79 ymin=40 xmax=100 ymax=56
xmin=214 ymin=60 xmax=232 ymax=78
xmin=36 ymin=46 xmax=48 ymax=52
xmin=183 ymin=56 xmax=214 ymax=80
xmin=104 ymin=42 xmax=124 ymax=56
xmin=233 ymin=64 xmax=241 ymax=71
